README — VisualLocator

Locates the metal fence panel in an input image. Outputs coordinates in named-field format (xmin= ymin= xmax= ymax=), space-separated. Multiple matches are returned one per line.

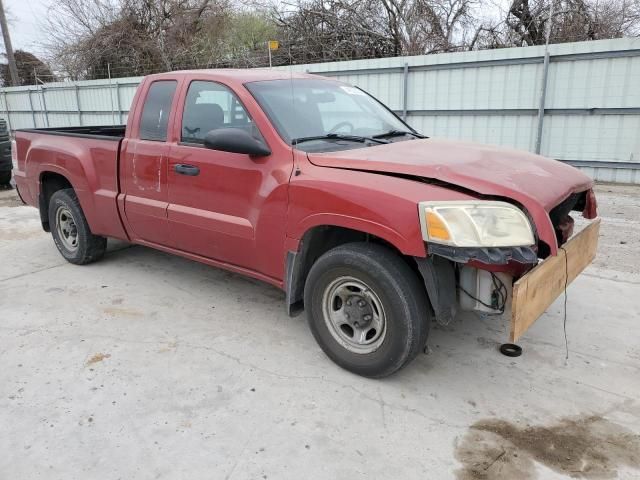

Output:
xmin=1 ymin=38 xmax=639 ymax=183
xmin=414 ymin=114 xmax=538 ymax=153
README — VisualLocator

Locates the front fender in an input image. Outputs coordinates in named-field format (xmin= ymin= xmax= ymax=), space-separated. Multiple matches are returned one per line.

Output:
xmin=287 ymin=159 xmax=478 ymax=257
xmin=292 ymin=212 xmax=421 ymax=256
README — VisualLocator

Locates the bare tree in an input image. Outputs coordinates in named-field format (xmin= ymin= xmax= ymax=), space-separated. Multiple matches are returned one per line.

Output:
xmin=378 ymin=0 xmax=476 ymax=54
xmin=468 ymin=0 xmax=639 ymax=49
xmin=506 ymin=0 xmax=640 ymax=46
xmin=39 ymin=0 xmax=640 ymax=80
xmin=44 ymin=0 xmax=231 ymax=79
xmin=269 ymin=0 xmax=396 ymax=63
xmin=270 ymin=0 xmax=477 ymax=63
xmin=0 ymin=50 xmax=56 ymax=86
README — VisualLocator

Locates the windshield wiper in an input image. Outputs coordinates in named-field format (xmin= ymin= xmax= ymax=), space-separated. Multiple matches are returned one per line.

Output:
xmin=292 ymin=133 xmax=389 ymax=145
xmin=372 ymin=129 xmax=425 ymax=139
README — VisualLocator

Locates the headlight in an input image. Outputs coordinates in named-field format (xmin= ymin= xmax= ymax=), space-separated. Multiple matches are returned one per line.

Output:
xmin=418 ymin=201 xmax=534 ymax=247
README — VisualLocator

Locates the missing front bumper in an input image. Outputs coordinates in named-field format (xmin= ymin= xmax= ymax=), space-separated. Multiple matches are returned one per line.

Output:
xmin=510 ymin=218 xmax=601 ymax=342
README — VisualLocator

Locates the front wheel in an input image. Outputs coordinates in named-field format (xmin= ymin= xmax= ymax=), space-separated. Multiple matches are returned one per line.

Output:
xmin=48 ymin=188 xmax=107 ymax=265
xmin=304 ymin=243 xmax=430 ymax=378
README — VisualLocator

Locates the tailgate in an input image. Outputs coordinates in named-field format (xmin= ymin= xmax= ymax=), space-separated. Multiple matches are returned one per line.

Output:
xmin=510 ymin=218 xmax=601 ymax=342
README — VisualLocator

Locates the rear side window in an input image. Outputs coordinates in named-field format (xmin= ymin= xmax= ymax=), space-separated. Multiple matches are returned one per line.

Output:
xmin=139 ymin=81 xmax=177 ymax=141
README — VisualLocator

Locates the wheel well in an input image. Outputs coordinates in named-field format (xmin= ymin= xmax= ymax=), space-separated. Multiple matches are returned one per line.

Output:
xmin=39 ymin=172 xmax=73 ymax=232
xmin=285 ymin=225 xmax=422 ymax=315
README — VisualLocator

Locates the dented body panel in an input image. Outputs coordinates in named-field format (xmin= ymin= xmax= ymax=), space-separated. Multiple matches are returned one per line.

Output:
xmin=307 ymin=138 xmax=595 ymax=256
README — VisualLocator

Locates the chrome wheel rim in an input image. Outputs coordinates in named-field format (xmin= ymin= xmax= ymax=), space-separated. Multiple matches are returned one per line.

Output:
xmin=321 ymin=276 xmax=387 ymax=354
xmin=56 ymin=206 xmax=79 ymax=251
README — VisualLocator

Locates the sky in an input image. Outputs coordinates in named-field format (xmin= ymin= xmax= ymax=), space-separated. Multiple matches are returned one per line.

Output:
xmin=2 ymin=0 xmax=51 ymax=57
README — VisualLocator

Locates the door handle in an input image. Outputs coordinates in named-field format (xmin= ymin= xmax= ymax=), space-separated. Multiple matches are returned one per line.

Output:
xmin=174 ymin=164 xmax=200 ymax=176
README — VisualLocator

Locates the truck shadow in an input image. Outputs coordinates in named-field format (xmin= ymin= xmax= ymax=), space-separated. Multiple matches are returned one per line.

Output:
xmin=99 ymin=241 xmax=286 ymax=303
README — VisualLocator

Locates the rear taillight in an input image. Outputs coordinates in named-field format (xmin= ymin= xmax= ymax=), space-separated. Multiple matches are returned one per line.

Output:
xmin=11 ymin=139 xmax=17 ymax=169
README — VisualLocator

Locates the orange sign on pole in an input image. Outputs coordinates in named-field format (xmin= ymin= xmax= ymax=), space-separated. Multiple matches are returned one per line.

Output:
xmin=267 ymin=40 xmax=279 ymax=68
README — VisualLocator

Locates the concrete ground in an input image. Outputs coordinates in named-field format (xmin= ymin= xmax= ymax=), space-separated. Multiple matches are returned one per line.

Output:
xmin=1 ymin=183 xmax=639 ymax=480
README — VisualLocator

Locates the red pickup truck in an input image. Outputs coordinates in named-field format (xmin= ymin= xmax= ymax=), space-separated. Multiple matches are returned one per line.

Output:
xmin=13 ymin=69 xmax=599 ymax=377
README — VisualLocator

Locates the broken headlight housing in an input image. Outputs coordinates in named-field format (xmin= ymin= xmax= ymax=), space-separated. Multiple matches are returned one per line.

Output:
xmin=418 ymin=201 xmax=534 ymax=248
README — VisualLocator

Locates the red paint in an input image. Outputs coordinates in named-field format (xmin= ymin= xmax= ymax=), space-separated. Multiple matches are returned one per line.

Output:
xmin=583 ymin=188 xmax=598 ymax=219
xmin=13 ymin=70 xmax=597 ymax=290
xmin=467 ymin=261 xmax=532 ymax=277
xmin=307 ymin=138 xmax=595 ymax=256
xmin=13 ymin=132 xmax=129 ymax=241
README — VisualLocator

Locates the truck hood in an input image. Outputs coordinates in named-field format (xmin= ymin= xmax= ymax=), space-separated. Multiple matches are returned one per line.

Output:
xmin=307 ymin=138 xmax=593 ymax=212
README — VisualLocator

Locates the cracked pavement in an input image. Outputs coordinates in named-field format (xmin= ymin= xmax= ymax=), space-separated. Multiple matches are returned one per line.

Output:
xmin=1 ymin=184 xmax=639 ymax=479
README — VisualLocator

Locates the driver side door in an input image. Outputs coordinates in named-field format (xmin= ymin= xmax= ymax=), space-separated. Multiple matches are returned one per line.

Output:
xmin=166 ymin=79 xmax=290 ymax=278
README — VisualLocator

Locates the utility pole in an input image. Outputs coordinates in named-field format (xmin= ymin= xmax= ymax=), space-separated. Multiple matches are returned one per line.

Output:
xmin=0 ymin=0 xmax=18 ymax=86
xmin=534 ymin=0 xmax=556 ymax=154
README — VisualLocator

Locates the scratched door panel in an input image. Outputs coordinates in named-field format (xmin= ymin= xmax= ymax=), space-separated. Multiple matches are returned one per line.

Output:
xmin=120 ymin=139 xmax=170 ymax=244
xmin=166 ymin=144 xmax=260 ymax=264
xmin=118 ymin=79 xmax=177 ymax=245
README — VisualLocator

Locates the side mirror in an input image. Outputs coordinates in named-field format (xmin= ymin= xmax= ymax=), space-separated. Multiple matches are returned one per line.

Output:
xmin=204 ymin=128 xmax=271 ymax=157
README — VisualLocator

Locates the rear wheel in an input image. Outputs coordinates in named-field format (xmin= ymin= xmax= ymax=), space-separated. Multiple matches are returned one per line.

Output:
xmin=304 ymin=242 xmax=430 ymax=378
xmin=48 ymin=188 xmax=107 ymax=265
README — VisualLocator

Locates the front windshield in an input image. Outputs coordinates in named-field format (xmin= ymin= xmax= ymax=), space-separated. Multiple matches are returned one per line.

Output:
xmin=246 ymin=79 xmax=415 ymax=151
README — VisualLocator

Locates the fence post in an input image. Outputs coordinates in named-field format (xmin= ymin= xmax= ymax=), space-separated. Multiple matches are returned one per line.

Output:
xmin=108 ymin=64 xmax=117 ymax=125
xmin=2 ymin=90 xmax=11 ymax=132
xmin=535 ymin=0 xmax=555 ymax=155
xmin=115 ymin=82 xmax=122 ymax=124
xmin=402 ymin=62 xmax=409 ymax=121
xmin=74 ymin=84 xmax=82 ymax=126
xmin=34 ymin=70 xmax=50 ymax=127
xmin=27 ymin=89 xmax=37 ymax=127
xmin=39 ymin=87 xmax=50 ymax=127
xmin=42 ymin=87 xmax=50 ymax=127
xmin=534 ymin=52 xmax=550 ymax=154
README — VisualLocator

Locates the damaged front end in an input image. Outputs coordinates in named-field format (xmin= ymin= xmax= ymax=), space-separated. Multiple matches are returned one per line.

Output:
xmin=541 ymin=188 xmax=597 ymax=257
xmin=415 ymin=250 xmax=525 ymax=326
xmin=415 ymin=188 xmax=599 ymax=336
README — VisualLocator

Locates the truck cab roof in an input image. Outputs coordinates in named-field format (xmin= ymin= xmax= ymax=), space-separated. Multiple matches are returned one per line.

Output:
xmin=144 ymin=69 xmax=322 ymax=86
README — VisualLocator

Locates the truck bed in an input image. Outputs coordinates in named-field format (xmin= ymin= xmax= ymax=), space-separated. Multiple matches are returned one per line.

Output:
xmin=18 ymin=125 xmax=126 ymax=140
xmin=14 ymin=125 xmax=129 ymax=242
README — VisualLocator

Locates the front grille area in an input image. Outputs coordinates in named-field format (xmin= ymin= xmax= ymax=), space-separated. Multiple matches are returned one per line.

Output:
xmin=536 ymin=191 xmax=588 ymax=258
xmin=549 ymin=192 xmax=586 ymax=246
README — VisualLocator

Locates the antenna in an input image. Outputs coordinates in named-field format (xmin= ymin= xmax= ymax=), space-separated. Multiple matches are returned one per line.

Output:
xmin=287 ymin=34 xmax=297 ymax=159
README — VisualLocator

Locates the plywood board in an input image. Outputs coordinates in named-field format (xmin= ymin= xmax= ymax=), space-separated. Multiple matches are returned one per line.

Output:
xmin=510 ymin=218 xmax=601 ymax=342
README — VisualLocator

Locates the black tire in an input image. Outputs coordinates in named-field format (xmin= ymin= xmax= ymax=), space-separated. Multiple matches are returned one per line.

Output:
xmin=48 ymin=188 xmax=107 ymax=265
xmin=0 ymin=170 xmax=11 ymax=185
xmin=304 ymin=242 xmax=430 ymax=378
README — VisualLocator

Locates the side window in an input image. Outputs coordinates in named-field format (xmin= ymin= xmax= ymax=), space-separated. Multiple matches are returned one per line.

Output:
xmin=181 ymin=81 xmax=256 ymax=144
xmin=139 ymin=80 xmax=177 ymax=141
